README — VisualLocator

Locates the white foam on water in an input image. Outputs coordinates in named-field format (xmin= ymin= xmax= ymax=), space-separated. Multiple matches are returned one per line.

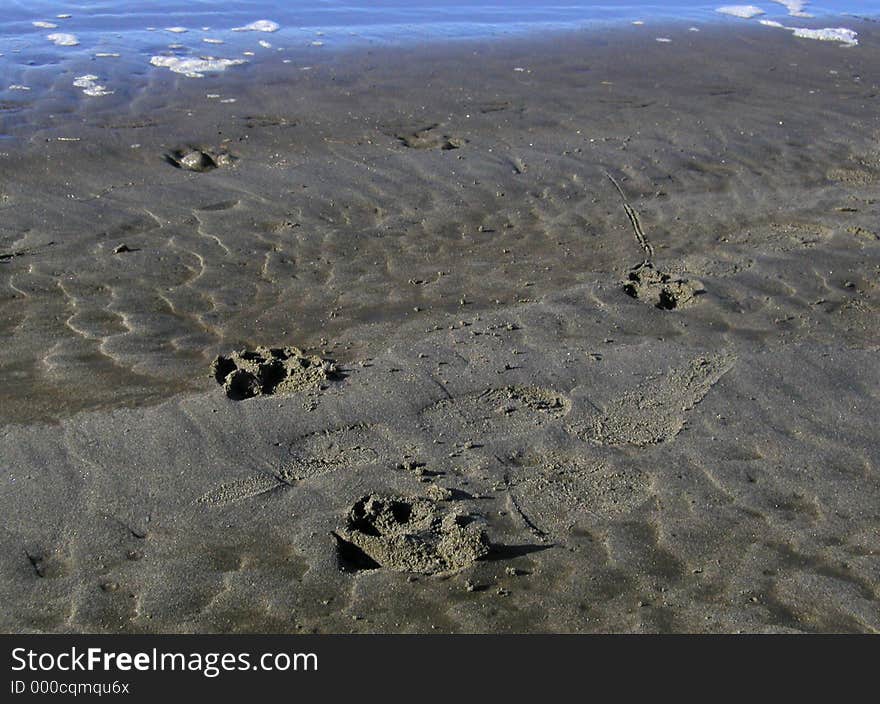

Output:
xmin=716 ymin=5 xmax=764 ymax=19
xmin=203 ymin=38 xmax=224 ymax=44
xmin=772 ymin=1 xmax=813 ymax=17
xmin=165 ymin=27 xmax=188 ymax=33
xmin=759 ymin=18 xmax=859 ymax=45
xmin=56 ymin=14 xmax=71 ymax=19
xmin=259 ymin=40 xmax=272 ymax=48
xmin=656 ymin=37 xmax=672 ymax=42
xmin=82 ymin=86 xmax=112 ymax=97
xmin=33 ymin=21 xmax=58 ymax=29
xmin=95 ymin=52 xmax=120 ymax=58
xmin=47 ymin=33 xmax=79 ymax=46
xmin=73 ymin=74 xmax=113 ymax=96
xmin=8 ymin=84 xmax=31 ymax=90
xmin=149 ymin=55 xmax=247 ymax=78
xmin=791 ymin=27 xmax=858 ymax=44
xmin=232 ymin=20 xmax=280 ymax=33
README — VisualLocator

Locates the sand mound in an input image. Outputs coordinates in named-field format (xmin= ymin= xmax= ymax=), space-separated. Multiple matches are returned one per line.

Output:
xmin=165 ymin=146 xmax=235 ymax=172
xmin=395 ymin=124 xmax=466 ymax=150
xmin=211 ymin=346 xmax=337 ymax=399
xmin=622 ymin=264 xmax=704 ymax=310
xmin=333 ymin=493 xmax=490 ymax=574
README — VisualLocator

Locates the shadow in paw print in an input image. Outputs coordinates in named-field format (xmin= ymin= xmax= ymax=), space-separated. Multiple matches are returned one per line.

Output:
xmin=211 ymin=346 xmax=341 ymax=400
xmin=332 ymin=493 xmax=490 ymax=575
xmin=622 ymin=264 xmax=704 ymax=310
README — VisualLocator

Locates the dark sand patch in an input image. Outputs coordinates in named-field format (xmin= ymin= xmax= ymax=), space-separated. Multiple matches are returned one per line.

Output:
xmin=24 ymin=548 xmax=72 ymax=580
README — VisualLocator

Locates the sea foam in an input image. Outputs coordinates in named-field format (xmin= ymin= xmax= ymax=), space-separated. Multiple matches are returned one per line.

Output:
xmin=73 ymin=74 xmax=113 ymax=96
xmin=232 ymin=20 xmax=280 ymax=33
xmin=716 ymin=5 xmax=764 ymax=19
xmin=773 ymin=1 xmax=813 ymax=17
xmin=150 ymin=55 xmax=247 ymax=78
xmin=759 ymin=19 xmax=858 ymax=45
xmin=791 ymin=27 xmax=858 ymax=44
xmin=47 ymin=33 xmax=79 ymax=46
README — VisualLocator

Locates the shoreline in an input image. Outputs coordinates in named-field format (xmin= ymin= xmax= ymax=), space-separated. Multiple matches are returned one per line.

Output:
xmin=2 ymin=11 xmax=876 ymax=140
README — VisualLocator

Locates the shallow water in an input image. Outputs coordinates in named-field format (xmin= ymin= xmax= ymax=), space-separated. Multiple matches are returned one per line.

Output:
xmin=2 ymin=1 xmax=880 ymax=112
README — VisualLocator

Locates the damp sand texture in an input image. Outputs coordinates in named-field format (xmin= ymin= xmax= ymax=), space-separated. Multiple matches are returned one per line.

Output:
xmin=1 ymin=23 xmax=879 ymax=633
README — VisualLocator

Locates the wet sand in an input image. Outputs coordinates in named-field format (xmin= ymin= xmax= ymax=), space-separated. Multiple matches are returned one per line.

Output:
xmin=1 ymin=21 xmax=878 ymax=632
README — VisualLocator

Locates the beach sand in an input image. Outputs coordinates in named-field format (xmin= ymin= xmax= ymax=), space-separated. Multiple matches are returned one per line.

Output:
xmin=1 ymin=21 xmax=878 ymax=633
